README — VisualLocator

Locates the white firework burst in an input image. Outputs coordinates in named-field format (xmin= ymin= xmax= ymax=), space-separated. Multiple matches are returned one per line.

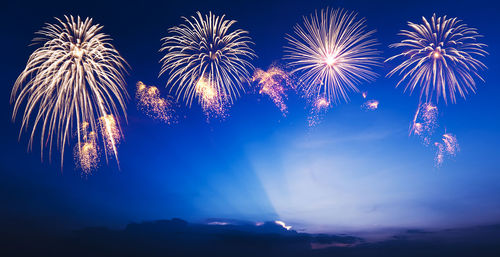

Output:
xmin=386 ymin=14 xmax=488 ymax=104
xmin=11 ymin=15 xmax=128 ymax=166
xmin=159 ymin=11 xmax=256 ymax=112
xmin=285 ymin=8 xmax=381 ymax=104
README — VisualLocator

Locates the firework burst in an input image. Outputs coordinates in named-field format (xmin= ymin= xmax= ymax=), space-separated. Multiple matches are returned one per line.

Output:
xmin=285 ymin=8 xmax=380 ymax=105
xmin=386 ymin=14 xmax=488 ymax=104
xmin=252 ymin=66 xmax=293 ymax=115
xmin=160 ymin=11 xmax=256 ymax=118
xmin=136 ymin=82 xmax=177 ymax=124
xmin=11 ymin=15 xmax=128 ymax=167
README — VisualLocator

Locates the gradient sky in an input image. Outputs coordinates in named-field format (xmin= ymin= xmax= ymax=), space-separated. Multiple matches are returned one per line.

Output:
xmin=1 ymin=0 xmax=499 ymax=234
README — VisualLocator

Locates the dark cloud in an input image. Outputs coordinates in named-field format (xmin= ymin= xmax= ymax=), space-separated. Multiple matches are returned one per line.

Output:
xmin=2 ymin=218 xmax=500 ymax=257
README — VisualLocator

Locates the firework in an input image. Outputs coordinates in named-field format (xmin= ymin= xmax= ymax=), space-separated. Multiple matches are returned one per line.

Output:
xmin=434 ymin=133 xmax=459 ymax=167
xmin=361 ymin=100 xmax=379 ymax=111
xmin=252 ymin=66 xmax=293 ymax=115
xmin=160 ymin=11 xmax=256 ymax=117
xmin=411 ymin=103 xmax=438 ymax=145
xmin=285 ymin=8 xmax=380 ymax=104
xmin=362 ymin=92 xmax=368 ymax=99
xmin=308 ymin=96 xmax=331 ymax=127
xmin=195 ymin=76 xmax=227 ymax=118
xmin=74 ymin=123 xmax=99 ymax=174
xmin=386 ymin=14 xmax=488 ymax=104
xmin=442 ymin=133 xmax=459 ymax=156
xmin=434 ymin=142 xmax=445 ymax=167
xmin=136 ymin=82 xmax=176 ymax=124
xmin=11 ymin=15 xmax=128 ymax=166
xmin=99 ymin=114 xmax=121 ymax=159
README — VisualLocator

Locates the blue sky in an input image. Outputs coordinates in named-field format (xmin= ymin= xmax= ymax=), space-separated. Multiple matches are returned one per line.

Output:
xmin=1 ymin=0 xmax=500 ymax=234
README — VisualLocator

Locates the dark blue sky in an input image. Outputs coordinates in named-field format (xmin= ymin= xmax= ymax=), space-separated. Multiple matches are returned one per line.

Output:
xmin=1 ymin=0 xmax=499 ymax=234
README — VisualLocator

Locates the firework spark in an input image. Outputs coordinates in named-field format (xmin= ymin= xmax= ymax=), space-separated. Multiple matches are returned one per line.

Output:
xmin=434 ymin=133 xmax=459 ymax=167
xmin=99 ymin=115 xmax=121 ymax=159
xmin=160 ymin=11 xmax=256 ymax=118
xmin=442 ymin=133 xmax=459 ymax=156
xmin=11 ymin=15 xmax=128 ymax=166
xmin=386 ymin=14 xmax=488 ymax=104
xmin=308 ymin=96 xmax=331 ymax=127
xmin=411 ymin=103 xmax=438 ymax=145
xmin=361 ymin=100 xmax=379 ymax=111
xmin=362 ymin=91 xmax=368 ymax=99
xmin=74 ymin=123 xmax=99 ymax=174
xmin=285 ymin=8 xmax=380 ymax=104
xmin=136 ymin=82 xmax=177 ymax=124
xmin=252 ymin=66 xmax=293 ymax=115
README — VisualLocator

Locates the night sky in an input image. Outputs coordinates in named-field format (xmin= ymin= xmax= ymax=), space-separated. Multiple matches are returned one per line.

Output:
xmin=1 ymin=0 xmax=500 ymax=239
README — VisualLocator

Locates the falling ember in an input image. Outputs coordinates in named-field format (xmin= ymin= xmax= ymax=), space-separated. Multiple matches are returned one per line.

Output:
xmin=252 ymin=66 xmax=292 ymax=115
xmin=411 ymin=103 xmax=438 ymax=145
xmin=362 ymin=100 xmax=379 ymax=111
xmin=195 ymin=77 xmax=227 ymax=119
xmin=442 ymin=133 xmax=459 ymax=156
xmin=434 ymin=133 xmax=459 ymax=167
xmin=274 ymin=220 xmax=292 ymax=230
xmin=98 ymin=114 xmax=121 ymax=160
xmin=308 ymin=96 xmax=331 ymax=127
xmin=434 ymin=142 xmax=445 ymax=167
xmin=362 ymin=92 xmax=368 ymax=99
xmin=136 ymin=82 xmax=176 ymax=124
xmin=74 ymin=123 xmax=100 ymax=175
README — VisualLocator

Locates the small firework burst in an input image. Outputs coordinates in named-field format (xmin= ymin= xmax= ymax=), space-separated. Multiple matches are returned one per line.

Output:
xmin=195 ymin=76 xmax=228 ymax=119
xmin=74 ymin=123 xmax=100 ymax=175
xmin=434 ymin=133 xmax=459 ymax=167
xmin=308 ymin=96 xmax=331 ymax=127
xmin=411 ymin=103 xmax=438 ymax=145
xmin=99 ymin=115 xmax=122 ymax=159
xmin=386 ymin=14 xmax=488 ymax=104
xmin=252 ymin=66 xmax=293 ymax=115
xmin=442 ymin=133 xmax=459 ymax=156
xmin=434 ymin=142 xmax=445 ymax=167
xmin=361 ymin=100 xmax=379 ymax=111
xmin=136 ymin=82 xmax=177 ymax=124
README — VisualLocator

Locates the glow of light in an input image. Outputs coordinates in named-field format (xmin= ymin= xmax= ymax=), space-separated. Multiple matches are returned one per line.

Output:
xmin=275 ymin=220 xmax=292 ymax=230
